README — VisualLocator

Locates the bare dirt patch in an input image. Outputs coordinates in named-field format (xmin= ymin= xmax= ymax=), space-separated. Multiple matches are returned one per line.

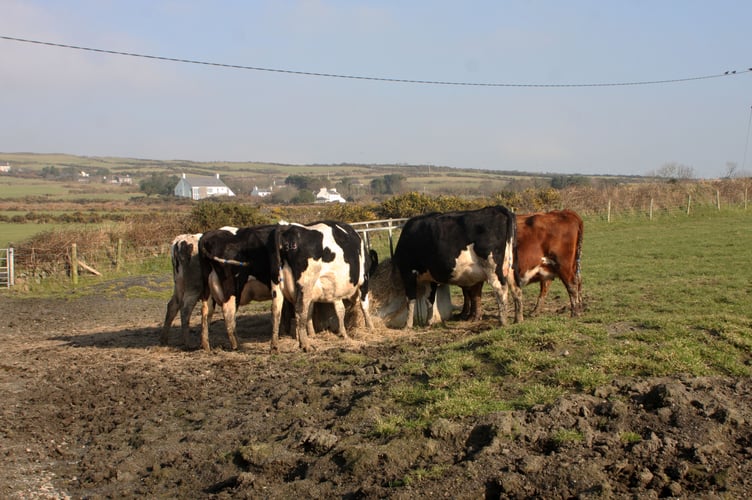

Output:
xmin=1 ymin=277 xmax=751 ymax=499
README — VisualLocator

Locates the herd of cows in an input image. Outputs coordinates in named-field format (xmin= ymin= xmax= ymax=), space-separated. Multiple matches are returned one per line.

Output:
xmin=161 ymin=206 xmax=584 ymax=352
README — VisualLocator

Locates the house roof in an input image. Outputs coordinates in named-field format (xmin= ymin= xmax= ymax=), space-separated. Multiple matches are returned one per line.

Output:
xmin=180 ymin=174 xmax=229 ymax=188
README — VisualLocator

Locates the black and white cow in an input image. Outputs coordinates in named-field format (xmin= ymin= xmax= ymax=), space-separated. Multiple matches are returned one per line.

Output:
xmin=161 ymin=232 xmax=204 ymax=347
xmin=269 ymin=221 xmax=375 ymax=352
xmin=198 ymin=225 xmax=277 ymax=351
xmin=161 ymin=227 xmax=239 ymax=348
xmin=392 ymin=205 xmax=523 ymax=328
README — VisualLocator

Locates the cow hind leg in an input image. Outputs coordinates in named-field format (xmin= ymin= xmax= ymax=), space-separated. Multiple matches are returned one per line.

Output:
xmin=405 ymin=299 xmax=417 ymax=329
xmin=334 ymin=300 xmax=348 ymax=340
xmin=488 ymin=277 xmax=509 ymax=327
xmin=179 ymin=303 xmax=192 ymax=347
xmin=200 ymin=298 xmax=212 ymax=351
xmin=221 ymin=299 xmax=239 ymax=350
xmin=565 ymin=280 xmax=582 ymax=317
xmin=360 ymin=292 xmax=374 ymax=331
xmin=466 ymin=282 xmax=484 ymax=321
xmin=402 ymin=273 xmax=419 ymax=329
xmin=511 ymin=281 xmax=523 ymax=323
xmin=177 ymin=292 xmax=200 ymax=347
xmin=423 ymin=283 xmax=439 ymax=326
xmin=161 ymin=295 xmax=180 ymax=346
xmin=530 ymin=280 xmax=550 ymax=316
xmin=270 ymin=286 xmax=285 ymax=353
xmin=296 ymin=294 xmax=315 ymax=352
xmin=559 ymin=267 xmax=583 ymax=317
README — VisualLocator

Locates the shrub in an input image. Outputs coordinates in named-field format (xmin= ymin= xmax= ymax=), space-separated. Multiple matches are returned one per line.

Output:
xmin=187 ymin=201 xmax=272 ymax=232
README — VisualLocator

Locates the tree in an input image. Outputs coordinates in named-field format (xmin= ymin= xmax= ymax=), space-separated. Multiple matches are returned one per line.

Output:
xmin=653 ymin=162 xmax=695 ymax=181
xmin=285 ymin=175 xmax=325 ymax=190
xmin=724 ymin=162 xmax=738 ymax=179
xmin=370 ymin=174 xmax=406 ymax=195
xmin=383 ymin=173 xmax=406 ymax=194
xmin=41 ymin=166 xmax=60 ymax=178
xmin=370 ymin=177 xmax=386 ymax=195
xmin=550 ymin=175 xmax=591 ymax=189
xmin=291 ymin=189 xmax=315 ymax=204
xmin=139 ymin=173 xmax=178 ymax=196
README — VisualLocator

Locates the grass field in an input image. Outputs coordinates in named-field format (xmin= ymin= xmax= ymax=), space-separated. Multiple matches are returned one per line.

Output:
xmin=0 ymin=222 xmax=63 ymax=248
xmin=388 ymin=209 xmax=752 ymax=420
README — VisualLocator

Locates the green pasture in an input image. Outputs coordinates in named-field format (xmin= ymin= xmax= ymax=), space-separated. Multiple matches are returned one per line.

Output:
xmin=0 ymin=222 xmax=62 ymax=247
xmin=0 ymin=176 xmax=136 ymax=201
xmin=0 ymin=177 xmax=69 ymax=197
xmin=381 ymin=209 xmax=752 ymax=426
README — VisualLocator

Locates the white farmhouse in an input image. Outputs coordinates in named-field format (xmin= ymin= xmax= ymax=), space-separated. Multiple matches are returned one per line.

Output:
xmin=251 ymin=185 xmax=273 ymax=197
xmin=315 ymin=187 xmax=346 ymax=203
xmin=174 ymin=173 xmax=235 ymax=200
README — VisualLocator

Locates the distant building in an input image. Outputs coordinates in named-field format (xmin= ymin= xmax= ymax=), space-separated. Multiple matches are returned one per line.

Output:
xmin=315 ymin=187 xmax=346 ymax=203
xmin=174 ymin=173 xmax=235 ymax=200
xmin=251 ymin=185 xmax=273 ymax=197
xmin=110 ymin=174 xmax=133 ymax=185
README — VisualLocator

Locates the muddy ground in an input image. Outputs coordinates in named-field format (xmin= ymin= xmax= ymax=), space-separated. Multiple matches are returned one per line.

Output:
xmin=1 ymin=276 xmax=751 ymax=499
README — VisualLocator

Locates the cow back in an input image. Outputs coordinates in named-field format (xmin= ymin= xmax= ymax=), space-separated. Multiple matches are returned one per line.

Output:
xmin=394 ymin=205 xmax=517 ymax=284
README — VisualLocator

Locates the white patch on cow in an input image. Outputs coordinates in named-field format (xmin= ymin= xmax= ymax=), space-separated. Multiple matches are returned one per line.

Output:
xmin=519 ymin=257 xmax=556 ymax=286
xmin=502 ymin=238 xmax=514 ymax=279
xmin=279 ymin=263 xmax=297 ymax=302
xmin=450 ymin=244 xmax=490 ymax=286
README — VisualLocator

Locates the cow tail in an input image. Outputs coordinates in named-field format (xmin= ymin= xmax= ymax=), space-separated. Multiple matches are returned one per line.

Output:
xmin=509 ymin=212 xmax=521 ymax=287
xmin=368 ymin=249 xmax=379 ymax=276
xmin=171 ymin=243 xmax=180 ymax=276
xmin=270 ymin=226 xmax=283 ymax=285
xmin=575 ymin=217 xmax=584 ymax=279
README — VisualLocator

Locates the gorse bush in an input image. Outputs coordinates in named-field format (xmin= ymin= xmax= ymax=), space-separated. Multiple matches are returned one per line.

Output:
xmin=377 ymin=192 xmax=481 ymax=218
xmin=187 ymin=200 xmax=271 ymax=233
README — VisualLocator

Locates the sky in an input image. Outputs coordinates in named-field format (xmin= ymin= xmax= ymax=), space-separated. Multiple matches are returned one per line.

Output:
xmin=2 ymin=1 xmax=751 ymax=179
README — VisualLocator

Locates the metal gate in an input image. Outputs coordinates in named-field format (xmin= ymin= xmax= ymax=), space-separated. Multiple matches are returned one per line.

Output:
xmin=0 ymin=248 xmax=13 ymax=287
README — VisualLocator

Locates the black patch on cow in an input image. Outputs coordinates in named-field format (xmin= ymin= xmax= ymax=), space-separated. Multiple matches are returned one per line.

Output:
xmin=199 ymin=225 xmax=277 ymax=306
xmin=393 ymin=205 xmax=516 ymax=300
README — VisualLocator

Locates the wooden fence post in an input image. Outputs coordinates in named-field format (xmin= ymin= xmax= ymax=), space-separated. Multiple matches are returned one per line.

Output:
xmin=71 ymin=243 xmax=78 ymax=285
xmin=716 ymin=190 xmax=721 ymax=211
xmin=687 ymin=195 xmax=692 ymax=215
xmin=649 ymin=198 xmax=654 ymax=220
xmin=607 ymin=199 xmax=611 ymax=223
xmin=116 ymin=238 xmax=123 ymax=272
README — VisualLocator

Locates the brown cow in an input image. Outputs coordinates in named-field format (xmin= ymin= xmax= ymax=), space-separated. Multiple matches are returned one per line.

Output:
xmin=461 ymin=209 xmax=583 ymax=319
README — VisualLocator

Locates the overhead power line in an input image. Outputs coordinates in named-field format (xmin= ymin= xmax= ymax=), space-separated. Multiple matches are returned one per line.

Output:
xmin=2 ymin=34 xmax=751 ymax=88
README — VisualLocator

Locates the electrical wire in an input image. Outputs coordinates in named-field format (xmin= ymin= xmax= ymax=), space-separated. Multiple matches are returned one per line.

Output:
xmin=2 ymin=34 xmax=751 ymax=88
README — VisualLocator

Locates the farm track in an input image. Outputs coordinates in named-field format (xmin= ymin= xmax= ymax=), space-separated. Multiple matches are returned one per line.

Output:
xmin=1 ymin=275 xmax=752 ymax=498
